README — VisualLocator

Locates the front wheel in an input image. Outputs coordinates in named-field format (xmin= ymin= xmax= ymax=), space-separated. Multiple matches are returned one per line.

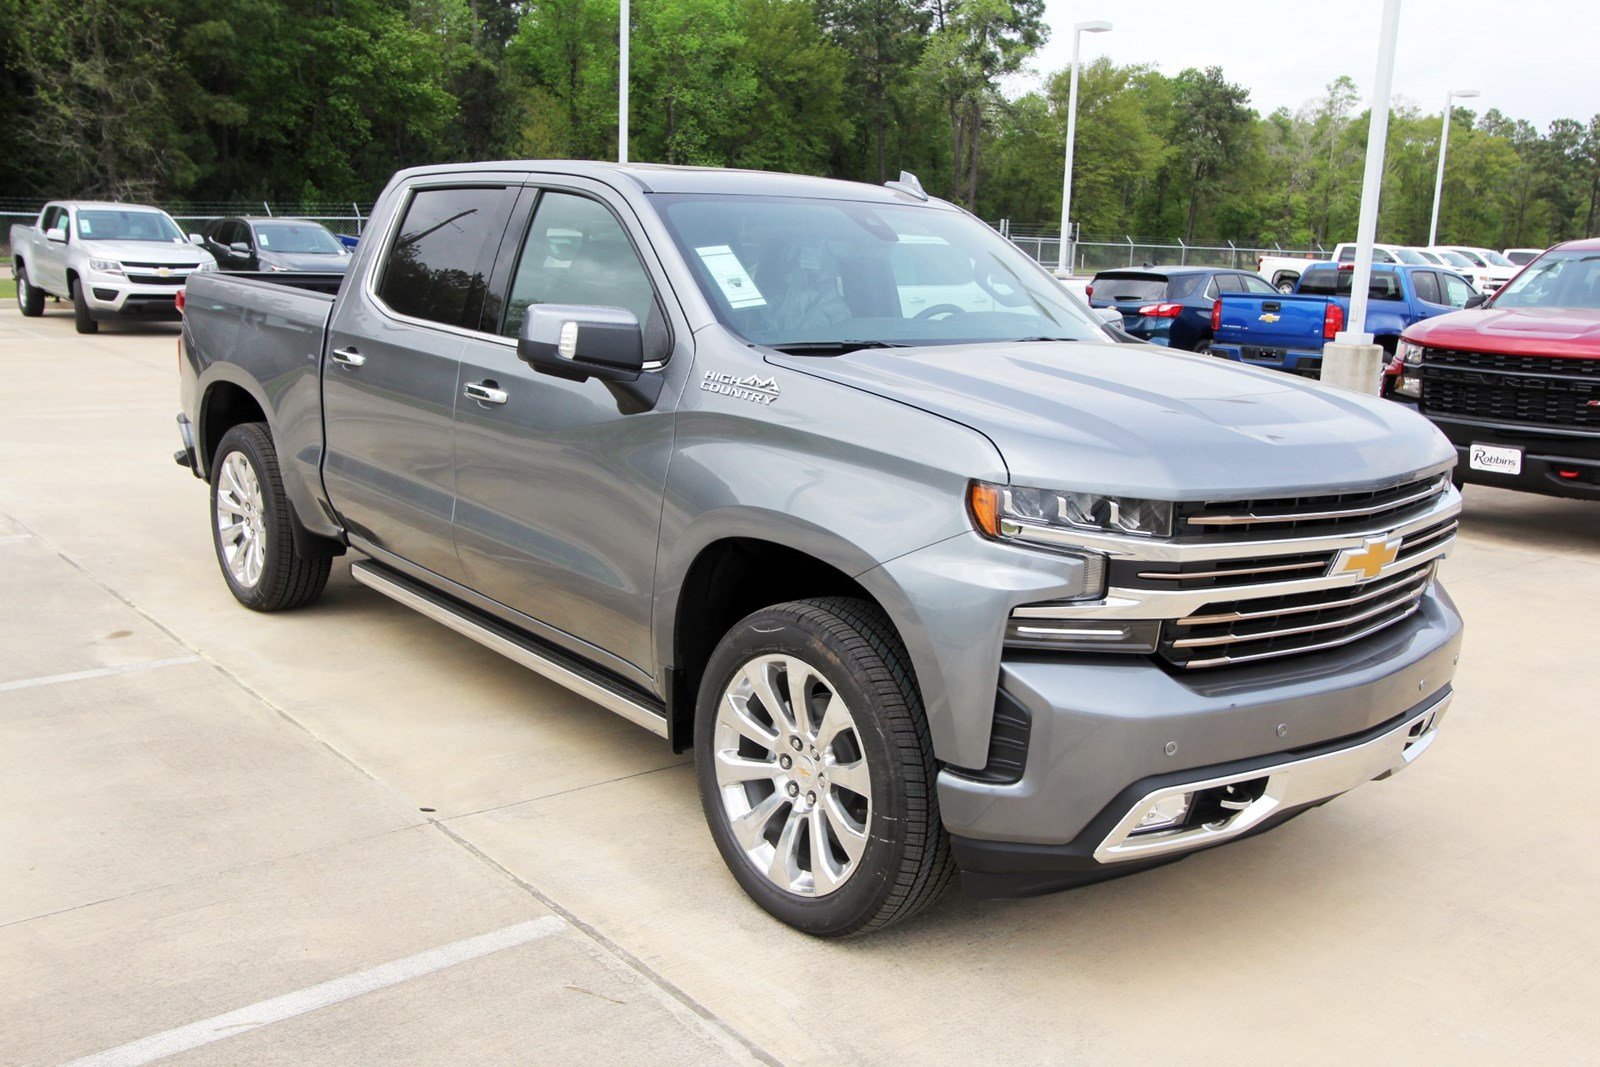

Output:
xmin=15 ymin=264 xmax=44 ymax=316
xmin=70 ymin=278 xmax=98 ymax=334
xmin=695 ymin=597 xmax=953 ymax=937
xmin=210 ymin=423 xmax=330 ymax=611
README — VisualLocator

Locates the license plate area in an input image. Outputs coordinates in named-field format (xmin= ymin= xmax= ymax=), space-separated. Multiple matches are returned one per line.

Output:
xmin=1469 ymin=442 xmax=1522 ymax=475
xmin=1241 ymin=347 xmax=1287 ymax=363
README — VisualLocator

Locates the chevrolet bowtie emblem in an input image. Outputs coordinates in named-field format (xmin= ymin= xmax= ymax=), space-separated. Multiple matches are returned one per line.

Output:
xmin=157 ymin=267 xmax=171 ymax=277
xmin=1259 ymin=312 xmax=1280 ymax=323
xmin=1336 ymin=536 xmax=1402 ymax=580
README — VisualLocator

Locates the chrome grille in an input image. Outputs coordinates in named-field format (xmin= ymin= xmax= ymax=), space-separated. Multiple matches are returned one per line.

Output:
xmin=1177 ymin=473 xmax=1449 ymax=541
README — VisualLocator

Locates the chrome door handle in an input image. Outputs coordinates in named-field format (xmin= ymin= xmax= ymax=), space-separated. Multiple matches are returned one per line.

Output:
xmin=330 ymin=347 xmax=366 ymax=367
xmin=463 ymin=381 xmax=508 ymax=405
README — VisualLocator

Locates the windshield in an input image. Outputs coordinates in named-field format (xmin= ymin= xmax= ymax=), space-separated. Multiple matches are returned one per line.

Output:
xmin=654 ymin=194 xmax=1107 ymax=348
xmin=254 ymin=221 xmax=345 ymax=255
xmin=1505 ymin=250 xmax=1540 ymax=265
xmin=1395 ymin=248 xmax=1430 ymax=265
xmin=1490 ymin=249 xmax=1600 ymax=309
xmin=76 ymin=209 xmax=184 ymax=243
xmin=1436 ymin=250 xmax=1474 ymax=268
xmin=1481 ymin=249 xmax=1514 ymax=267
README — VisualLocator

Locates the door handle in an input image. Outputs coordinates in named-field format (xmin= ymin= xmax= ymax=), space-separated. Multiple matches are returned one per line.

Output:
xmin=330 ymin=347 xmax=366 ymax=368
xmin=463 ymin=381 xmax=508 ymax=405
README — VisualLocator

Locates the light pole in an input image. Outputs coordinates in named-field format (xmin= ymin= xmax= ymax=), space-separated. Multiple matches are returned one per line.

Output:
xmin=1427 ymin=88 xmax=1480 ymax=247
xmin=619 ymin=0 xmax=630 ymax=163
xmin=1056 ymin=19 xmax=1112 ymax=276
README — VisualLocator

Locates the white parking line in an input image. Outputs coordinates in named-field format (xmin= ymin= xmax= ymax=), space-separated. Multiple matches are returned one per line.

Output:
xmin=0 ymin=657 xmax=199 ymax=693
xmin=63 ymin=916 xmax=569 ymax=1067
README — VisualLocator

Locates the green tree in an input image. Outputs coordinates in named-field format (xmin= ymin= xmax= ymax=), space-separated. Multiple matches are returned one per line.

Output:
xmin=732 ymin=0 xmax=852 ymax=173
xmin=1167 ymin=66 xmax=1255 ymax=241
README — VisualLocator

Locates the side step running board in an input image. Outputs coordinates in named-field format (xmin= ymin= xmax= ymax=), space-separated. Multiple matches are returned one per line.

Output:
xmin=349 ymin=560 xmax=669 ymax=739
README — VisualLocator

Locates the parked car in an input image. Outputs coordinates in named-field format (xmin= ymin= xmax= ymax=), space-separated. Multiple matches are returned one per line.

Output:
xmin=1395 ymin=239 xmax=1600 ymax=499
xmin=1210 ymin=262 xmax=1479 ymax=380
xmin=174 ymin=161 xmax=1462 ymax=936
xmin=1430 ymin=246 xmax=1518 ymax=292
xmin=1502 ymin=247 xmax=1544 ymax=267
xmin=1256 ymin=253 xmax=1324 ymax=293
xmin=9 ymin=200 xmax=217 ymax=333
xmin=1085 ymin=265 xmax=1277 ymax=351
xmin=1331 ymin=242 xmax=1436 ymax=267
xmin=201 ymin=216 xmax=353 ymax=274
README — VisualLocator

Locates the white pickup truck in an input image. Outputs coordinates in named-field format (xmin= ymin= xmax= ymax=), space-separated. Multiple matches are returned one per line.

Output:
xmin=10 ymin=201 xmax=217 ymax=333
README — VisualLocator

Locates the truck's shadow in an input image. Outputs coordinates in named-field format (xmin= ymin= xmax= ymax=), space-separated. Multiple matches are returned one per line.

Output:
xmin=1459 ymin=483 xmax=1598 ymax=554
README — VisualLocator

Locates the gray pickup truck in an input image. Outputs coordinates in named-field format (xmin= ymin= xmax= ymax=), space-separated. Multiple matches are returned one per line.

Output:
xmin=176 ymin=162 xmax=1464 ymax=936
xmin=11 ymin=200 xmax=217 ymax=332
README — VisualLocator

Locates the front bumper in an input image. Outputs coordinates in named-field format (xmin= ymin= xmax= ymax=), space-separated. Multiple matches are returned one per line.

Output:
xmin=83 ymin=278 xmax=186 ymax=320
xmin=1430 ymin=416 xmax=1600 ymax=501
xmin=941 ymin=586 xmax=1462 ymax=897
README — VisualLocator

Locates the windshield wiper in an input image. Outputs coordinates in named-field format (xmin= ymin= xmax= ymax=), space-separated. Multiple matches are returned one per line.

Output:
xmin=764 ymin=340 xmax=911 ymax=355
xmin=1006 ymin=336 xmax=1081 ymax=343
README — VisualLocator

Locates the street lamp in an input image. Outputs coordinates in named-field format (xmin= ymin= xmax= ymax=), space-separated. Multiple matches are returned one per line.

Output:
xmin=1056 ymin=19 xmax=1112 ymax=276
xmin=1427 ymin=88 xmax=1480 ymax=247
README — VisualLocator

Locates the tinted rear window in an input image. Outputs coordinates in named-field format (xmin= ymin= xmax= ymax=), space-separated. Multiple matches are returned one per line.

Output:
xmin=376 ymin=186 xmax=511 ymax=330
xmin=1298 ymin=267 xmax=1403 ymax=300
xmin=1093 ymin=274 xmax=1167 ymax=302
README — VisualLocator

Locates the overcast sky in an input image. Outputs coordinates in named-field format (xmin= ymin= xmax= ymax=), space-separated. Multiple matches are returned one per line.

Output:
xmin=1022 ymin=0 xmax=1599 ymax=129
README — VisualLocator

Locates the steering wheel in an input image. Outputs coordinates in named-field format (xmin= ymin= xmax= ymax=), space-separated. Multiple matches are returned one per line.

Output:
xmin=914 ymin=303 xmax=968 ymax=320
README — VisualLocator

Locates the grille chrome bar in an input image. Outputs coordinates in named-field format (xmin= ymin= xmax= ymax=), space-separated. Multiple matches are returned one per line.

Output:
xmin=1177 ymin=569 xmax=1433 ymax=626
xmin=1136 ymin=559 xmax=1327 ymax=582
xmin=1171 ymin=579 xmax=1432 ymax=649
xmin=1186 ymin=476 xmax=1447 ymax=527
xmin=1179 ymin=603 xmax=1423 ymax=670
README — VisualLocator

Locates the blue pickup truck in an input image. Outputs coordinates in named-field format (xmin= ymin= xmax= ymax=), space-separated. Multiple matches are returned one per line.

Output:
xmin=1210 ymin=263 xmax=1479 ymax=378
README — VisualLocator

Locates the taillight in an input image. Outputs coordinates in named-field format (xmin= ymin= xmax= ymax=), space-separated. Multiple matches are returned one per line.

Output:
xmin=1084 ymin=284 xmax=1094 ymax=300
xmin=1136 ymin=302 xmax=1183 ymax=318
xmin=1323 ymin=302 xmax=1344 ymax=340
xmin=175 ymin=288 xmax=186 ymax=315
xmin=1210 ymin=299 xmax=1222 ymax=331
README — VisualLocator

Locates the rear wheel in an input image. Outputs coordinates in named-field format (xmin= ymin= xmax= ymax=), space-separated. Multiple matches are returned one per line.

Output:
xmin=695 ymin=597 xmax=953 ymax=937
xmin=70 ymin=278 xmax=98 ymax=334
xmin=15 ymin=264 xmax=44 ymax=316
xmin=210 ymin=423 xmax=330 ymax=611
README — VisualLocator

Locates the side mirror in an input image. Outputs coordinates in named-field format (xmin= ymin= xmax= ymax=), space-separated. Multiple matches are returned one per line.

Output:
xmin=517 ymin=304 xmax=663 ymax=410
xmin=1463 ymin=294 xmax=1487 ymax=309
xmin=229 ymin=242 xmax=250 ymax=254
xmin=46 ymin=225 xmax=67 ymax=243
xmin=188 ymin=233 xmax=204 ymax=245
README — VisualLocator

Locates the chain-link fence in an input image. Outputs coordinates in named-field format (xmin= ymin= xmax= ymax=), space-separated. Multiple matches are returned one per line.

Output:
xmin=995 ymin=220 xmax=1328 ymax=276
xmin=2 ymin=200 xmax=376 ymax=259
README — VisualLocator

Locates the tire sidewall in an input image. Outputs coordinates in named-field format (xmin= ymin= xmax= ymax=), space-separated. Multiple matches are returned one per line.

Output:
xmin=209 ymin=426 xmax=282 ymax=609
xmin=694 ymin=606 xmax=918 ymax=936
xmin=71 ymin=278 xmax=98 ymax=333
xmin=16 ymin=264 xmax=43 ymax=317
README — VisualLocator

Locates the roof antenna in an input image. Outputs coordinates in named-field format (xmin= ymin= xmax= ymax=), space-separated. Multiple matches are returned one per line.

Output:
xmin=884 ymin=171 xmax=928 ymax=202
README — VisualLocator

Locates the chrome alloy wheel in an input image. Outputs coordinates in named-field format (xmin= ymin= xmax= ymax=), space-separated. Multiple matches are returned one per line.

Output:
xmin=15 ymin=274 xmax=27 ymax=309
xmin=215 ymin=452 xmax=267 ymax=589
xmin=713 ymin=654 xmax=872 ymax=897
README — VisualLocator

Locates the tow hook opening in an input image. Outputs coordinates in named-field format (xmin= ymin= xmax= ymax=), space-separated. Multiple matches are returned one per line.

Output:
xmin=1128 ymin=776 xmax=1270 ymax=838
xmin=1403 ymin=711 xmax=1437 ymax=752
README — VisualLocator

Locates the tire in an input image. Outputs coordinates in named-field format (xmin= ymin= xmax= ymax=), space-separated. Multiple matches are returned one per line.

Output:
xmin=695 ymin=596 xmax=953 ymax=937
xmin=70 ymin=277 xmax=98 ymax=334
xmin=15 ymin=263 xmax=44 ymax=317
xmin=209 ymin=422 xmax=330 ymax=612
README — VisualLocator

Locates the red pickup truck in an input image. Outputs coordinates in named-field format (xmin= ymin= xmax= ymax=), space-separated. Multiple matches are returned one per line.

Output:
xmin=1394 ymin=239 xmax=1600 ymax=500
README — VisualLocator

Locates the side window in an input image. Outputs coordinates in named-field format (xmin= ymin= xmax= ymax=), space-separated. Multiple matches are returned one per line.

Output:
xmin=1441 ymin=273 xmax=1473 ymax=308
xmin=1374 ymin=249 xmax=1396 ymax=263
xmin=1413 ymin=270 xmax=1443 ymax=305
xmin=1240 ymin=275 xmax=1278 ymax=294
xmin=1336 ymin=246 xmax=1356 ymax=263
xmin=1370 ymin=271 xmax=1402 ymax=301
xmin=42 ymin=206 xmax=67 ymax=237
xmin=377 ymin=186 xmax=509 ymax=330
xmin=1214 ymin=274 xmax=1244 ymax=294
xmin=499 ymin=191 xmax=657 ymax=339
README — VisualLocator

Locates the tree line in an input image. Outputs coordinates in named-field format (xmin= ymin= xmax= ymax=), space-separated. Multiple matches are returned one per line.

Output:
xmin=2 ymin=0 xmax=1596 ymax=250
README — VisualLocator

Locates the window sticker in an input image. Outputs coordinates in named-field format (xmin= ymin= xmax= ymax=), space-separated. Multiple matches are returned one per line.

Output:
xmin=695 ymin=245 xmax=766 ymax=309
xmin=79 ymin=217 xmax=92 ymax=235
xmin=258 ymin=233 xmax=271 ymax=248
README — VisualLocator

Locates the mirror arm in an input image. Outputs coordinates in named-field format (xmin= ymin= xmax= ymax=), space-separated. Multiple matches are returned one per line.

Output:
xmin=604 ymin=370 xmax=665 ymax=414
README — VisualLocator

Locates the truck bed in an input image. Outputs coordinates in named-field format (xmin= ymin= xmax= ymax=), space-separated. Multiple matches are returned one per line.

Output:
xmin=1211 ymin=292 xmax=1335 ymax=375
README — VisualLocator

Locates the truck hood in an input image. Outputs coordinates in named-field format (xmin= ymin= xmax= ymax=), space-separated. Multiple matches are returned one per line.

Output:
xmin=82 ymin=239 xmax=211 ymax=267
xmin=1404 ymin=306 xmax=1600 ymax=360
xmin=768 ymin=341 xmax=1453 ymax=499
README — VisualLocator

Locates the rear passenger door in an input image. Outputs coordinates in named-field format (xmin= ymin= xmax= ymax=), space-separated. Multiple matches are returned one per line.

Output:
xmin=449 ymin=178 xmax=687 ymax=682
xmin=322 ymin=180 xmax=518 ymax=580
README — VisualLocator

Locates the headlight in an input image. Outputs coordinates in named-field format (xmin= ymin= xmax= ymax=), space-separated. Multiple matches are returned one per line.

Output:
xmin=1395 ymin=340 xmax=1425 ymax=398
xmin=969 ymin=481 xmax=1173 ymax=541
xmin=88 ymin=258 xmax=123 ymax=275
xmin=195 ymin=261 xmax=216 ymax=272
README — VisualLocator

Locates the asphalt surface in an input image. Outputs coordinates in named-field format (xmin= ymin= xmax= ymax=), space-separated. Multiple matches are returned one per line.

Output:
xmin=2 ymin=303 xmax=1596 ymax=1065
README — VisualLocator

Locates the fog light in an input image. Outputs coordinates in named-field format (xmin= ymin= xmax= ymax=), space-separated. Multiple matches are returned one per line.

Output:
xmin=1130 ymin=792 xmax=1192 ymax=835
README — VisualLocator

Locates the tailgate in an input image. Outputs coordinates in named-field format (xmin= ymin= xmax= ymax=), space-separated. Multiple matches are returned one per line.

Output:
xmin=1215 ymin=293 xmax=1330 ymax=350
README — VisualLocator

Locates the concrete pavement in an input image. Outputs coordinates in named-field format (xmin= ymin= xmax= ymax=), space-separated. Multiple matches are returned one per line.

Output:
xmin=1 ymin=303 xmax=1596 ymax=1064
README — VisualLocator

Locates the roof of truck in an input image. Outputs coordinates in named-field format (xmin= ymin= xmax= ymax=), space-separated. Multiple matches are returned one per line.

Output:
xmin=390 ymin=161 xmax=949 ymax=206
xmin=47 ymin=201 xmax=168 ymax=210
